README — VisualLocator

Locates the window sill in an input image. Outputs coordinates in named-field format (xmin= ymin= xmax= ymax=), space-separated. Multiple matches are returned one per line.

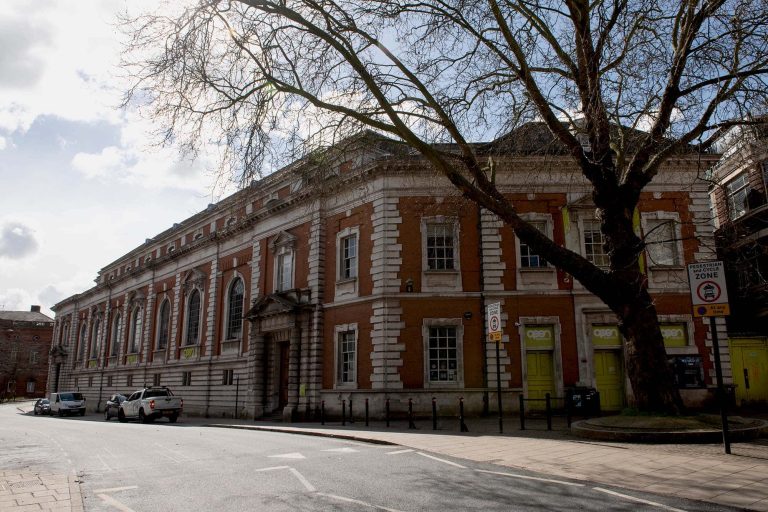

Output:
xmin=336 ymin=277 xmax=358 ymax=285
xmin=424 ymin=269 xmax=459 ymax=274
xmin=519 ymin=267 xmax=554 ymax=272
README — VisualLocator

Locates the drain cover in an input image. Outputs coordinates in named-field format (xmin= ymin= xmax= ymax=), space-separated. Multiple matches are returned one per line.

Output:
xmin=10 ymin=480 xmax=42 ymax=489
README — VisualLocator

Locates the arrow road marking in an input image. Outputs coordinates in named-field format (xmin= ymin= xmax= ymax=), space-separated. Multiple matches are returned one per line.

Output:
xmin=97 ymin=494 xmax=137 ymax=512
xmin=386 ymin=449 xmax=414 ymax=455
xmin=317 ymin=492 xmax=405 ymax=512
xmin=289 ymin=468 xmax=316 ymax=492
xmin=93 ymin=486 xmax=139 ymax=493
xmin=321 ymin=447 xmax=359 ymax=453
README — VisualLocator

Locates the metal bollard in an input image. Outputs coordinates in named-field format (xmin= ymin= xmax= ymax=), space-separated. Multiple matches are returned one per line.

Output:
xmin=385 ymin=398 xmax=390 ymax=427
xmin=365 ymin=398 xmax=369 ymax=426
xmin=565 ymin=392 xmax=572 ymax=428
xmin=342 ymin=399 xmax=346 ymax=426
xmin=519 ymin=395 xmax=525 ymax=430
xmin=432 ymin=397 xmax=437 ymax=431
xmin=545 ymin=393 xmax=552 ymax=431
xmin=349 ymin=398 xmax=354 ymax=424
xmin=408 ymin=398 xmax=416 ymax=429
xmin=459 ymin=397 xmax=469 ymax=432
xmin=321 ymin=400 xmax=325 ymax=425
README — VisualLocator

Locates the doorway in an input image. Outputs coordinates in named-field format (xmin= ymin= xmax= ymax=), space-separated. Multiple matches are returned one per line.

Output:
xmin=594 ymin=350 xmax=624 ymax=411
xmin=278 ymin=342 xmax=289 ymax=409
xmin=730 ymin=337 xmax=768 ymax=405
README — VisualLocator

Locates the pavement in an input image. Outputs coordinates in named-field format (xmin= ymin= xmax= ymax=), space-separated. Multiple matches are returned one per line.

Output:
xmin=5 ymin=400 xmax=768 ymax=511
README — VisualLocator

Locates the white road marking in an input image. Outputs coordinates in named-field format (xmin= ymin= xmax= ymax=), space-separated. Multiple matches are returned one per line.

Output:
xmin=386 ymin=449 xmax=414 ymax=455
xmin=289 ymin=468 xmax=316 ymax=492
xmin=317 ymin=492 xmax=405 ymax=512
xmin=98 ymin=493 xmax=137 ymax=512
xmin=96 ymin=454 xmax=113 ymax=472
xmin=475 ymin=469 xmax=585 ymax=487
xmin=593 ymin=487 xmax=688 ymax=512
xmin=268 ymin=452 xmax=306 ymax=459
xmin=93 ymin=486 xmax=139 ymax=494
xmin=416 ymin=452 xmax=466 ymax=468
xmin=321 ymin=447 xmax=359 ymax=453
xmin=255 ymin=466 xmax=290 ymax=472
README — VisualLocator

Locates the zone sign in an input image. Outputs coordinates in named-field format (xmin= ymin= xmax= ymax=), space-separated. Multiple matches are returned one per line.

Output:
xmin=487 ymin=302 xmax=502 ymax=342
xmin=687 ymin=261 xmax=730 ymax=317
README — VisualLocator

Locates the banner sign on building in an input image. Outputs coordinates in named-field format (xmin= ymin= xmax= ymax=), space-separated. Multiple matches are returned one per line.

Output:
xmin=687 ymin=261 xmax=730 ymax=317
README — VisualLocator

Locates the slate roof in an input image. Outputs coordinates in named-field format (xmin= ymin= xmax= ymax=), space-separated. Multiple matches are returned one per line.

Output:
xmin=0 ymin=310 xmax=54 ymax=324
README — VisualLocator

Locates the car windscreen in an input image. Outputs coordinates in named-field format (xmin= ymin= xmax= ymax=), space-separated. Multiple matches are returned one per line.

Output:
xmin=41 ymin=399 xmax=50 ymax=404
xmin=59 ymin=393 xmax=84 ymax=401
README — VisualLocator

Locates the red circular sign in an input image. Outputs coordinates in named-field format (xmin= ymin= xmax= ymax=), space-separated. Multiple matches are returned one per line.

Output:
xmin=696 ymin=280 xmax=721 ymax=303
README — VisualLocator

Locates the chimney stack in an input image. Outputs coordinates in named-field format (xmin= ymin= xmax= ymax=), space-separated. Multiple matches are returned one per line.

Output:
xmin=30 ymin=305 xmax=41 ymax=313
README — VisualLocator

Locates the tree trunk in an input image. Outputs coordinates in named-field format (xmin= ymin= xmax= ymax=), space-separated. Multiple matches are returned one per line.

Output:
xmin=618 ymin=289 xmax=684 ymax=414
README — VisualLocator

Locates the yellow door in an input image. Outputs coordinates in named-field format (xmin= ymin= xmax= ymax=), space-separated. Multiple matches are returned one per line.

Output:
xmin=594 ymin=350 xmax=624 ymax=411
xmin=526 ymin=351 xmax=555 ymax=404
xmin=730 ymin=338 xmax=768 ymax=405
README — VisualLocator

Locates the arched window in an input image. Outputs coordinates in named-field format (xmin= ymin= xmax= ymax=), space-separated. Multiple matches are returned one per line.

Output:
xmin=157 ymin=300 xmax=171 ymax=349
xmin=111 ymin=313 xmax=122 ymax=356
xmin=78 ymin=324 xmax=87 ymax=360
xmin=90 ymin=317 xmax=101 ymax=358
xmin=129 ymin=308 xmax=143 ymax=353
xmin=226 ymin=278 xmax=244 ymax=340
xmin=186 ymin=290 xmax=201 ymax=346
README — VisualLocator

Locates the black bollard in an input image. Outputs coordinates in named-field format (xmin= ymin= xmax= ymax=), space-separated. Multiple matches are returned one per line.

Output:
xmin=432 ymin=397 xmax=437 ymax=431
xmin=408 ymin=398 xmax=416 ymax=429
xmin=459 ymin=397 xmax=469 ymax=432
xmin=321 ymin=400 xmax=325 ymax=425
xmin=349 ymin=398 xmax=354 ymax=424
xmin=342 ymin=399 xmax=346 ymax=426
xmin=519 ymin=394 xmax=525 ymax=430
xmin=545 ymin=393 xmax=552 ymax=431
xmin=365 ymin=398 xmax=369 ymax=426
xmin=565 ymin=392 xmax=572 ymax=428
xmin=385 ymin=398 xmax=390 ymax=427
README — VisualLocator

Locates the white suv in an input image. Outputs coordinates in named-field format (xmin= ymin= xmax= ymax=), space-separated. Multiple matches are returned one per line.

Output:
xmin=50 ymin=392 xmax=86 ymax=417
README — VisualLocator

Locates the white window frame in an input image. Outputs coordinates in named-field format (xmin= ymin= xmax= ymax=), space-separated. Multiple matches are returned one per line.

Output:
xmin=89 ymin=316 xmax=101 ymax=359
xmin=334 ymin=323 xmax=358 ymax=389
xmin=110 ymin=313 xmax=122 ymax=357
xmin=422 ymin=318 xmax=464 ymax=388
xmin=422 ymin=218 xmax=460 ymax=272
xmin=641 ymin=212 xmax=684 ymax=268
xmin=78 ymin=323 xmax=87 ymax=360
xmin=726 ymin=172 xmax=749 ymax=220
xmin=183 ymin=288 xmax=202 ymax=346
xmin=335 ymin=227 xmax=360 ymax=300
xmin=223 ymin=273 xmax=246 ymax=341
xmin=516 ymin=215 xmax=552 ymax=269
xmin=271 ymin=232 xmax=297 ymax=292
xmin=128 ymin=307 xmax=143 ymax=354
xmin=156 ymin=298 xmax=172 ymax=350
xmin=580 ymin=218 xmax=610 ymax=268
xmin=515 ymin=214 xmax=557 ymax=290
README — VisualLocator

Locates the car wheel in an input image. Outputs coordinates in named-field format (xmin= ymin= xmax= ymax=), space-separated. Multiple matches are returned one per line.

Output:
xmin=118 ymin=409 xmax=127 ymax=423
xmin=80 ymin=409 xmax=85 ymax=417
xmin=139 ymin=409 xmax=149 ymax=424
xmin=104 ymin=409 xmax=110 ymax=421
xmin=169 ymin=413 xmax=178 ymax=424
xmin=58 ymin=409 xmax=64 ymax=417
xmin=34 ymin=409 xmax=38 ymax=416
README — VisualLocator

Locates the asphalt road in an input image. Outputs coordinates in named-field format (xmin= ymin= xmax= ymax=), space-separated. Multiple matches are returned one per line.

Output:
xmin=0 ymin=403 xmax=742 ymax=512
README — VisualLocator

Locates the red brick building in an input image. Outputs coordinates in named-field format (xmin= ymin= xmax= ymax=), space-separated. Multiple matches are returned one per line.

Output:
xmin=1 ymin=306 xmax=54 ymax=401
xmin=50 ymin=127 xmax=724 ymax=419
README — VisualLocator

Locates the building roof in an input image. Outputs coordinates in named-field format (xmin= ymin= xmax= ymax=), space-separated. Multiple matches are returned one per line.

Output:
xmin=0 ymin=310 xmax=54 ymax=324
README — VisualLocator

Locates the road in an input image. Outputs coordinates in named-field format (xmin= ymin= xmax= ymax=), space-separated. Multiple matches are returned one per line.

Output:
xmin=0 ymin=403 xmax=740 ymax=512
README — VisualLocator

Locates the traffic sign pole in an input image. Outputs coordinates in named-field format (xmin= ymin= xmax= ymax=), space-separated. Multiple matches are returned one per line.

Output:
xmin=486 ymin=302 xmax=503 ymax=433
xmin=496 ymin=340 xmax=503 ymax=434
xmin=709 ymin=316 xmax=731 ymax=454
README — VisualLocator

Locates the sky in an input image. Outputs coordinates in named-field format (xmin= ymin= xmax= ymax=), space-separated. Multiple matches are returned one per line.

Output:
xmin=0 ymin=1 xmax=230 ymax=318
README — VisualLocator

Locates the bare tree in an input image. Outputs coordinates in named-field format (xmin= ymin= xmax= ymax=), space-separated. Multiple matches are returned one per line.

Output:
xmin=121 ymin=0 xmax=768 ymax=413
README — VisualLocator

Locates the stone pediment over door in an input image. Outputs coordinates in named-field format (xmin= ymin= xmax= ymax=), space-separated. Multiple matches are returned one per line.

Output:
xmin=245 ymin=289 xmax=312 ymax=332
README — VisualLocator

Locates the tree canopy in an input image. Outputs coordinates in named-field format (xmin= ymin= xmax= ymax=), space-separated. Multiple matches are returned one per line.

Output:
xmin=121 ymin=0 xmax=768 ymax=412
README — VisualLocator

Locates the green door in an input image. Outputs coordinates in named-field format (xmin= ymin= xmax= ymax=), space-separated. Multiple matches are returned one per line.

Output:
xmin=594 ymin=350 xmax=624 ymax=411
xmin=526 ymin=351 xmax=555 ymax=402
xmin=730 ymin=338 xmax=768 ymax=405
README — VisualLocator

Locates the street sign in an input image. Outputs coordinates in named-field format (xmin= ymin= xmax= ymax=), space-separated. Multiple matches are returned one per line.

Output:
xmin=487 ymin=302 xmax=502 ymax=342
xmin=687 ymin=261 xmax=730 ymax=317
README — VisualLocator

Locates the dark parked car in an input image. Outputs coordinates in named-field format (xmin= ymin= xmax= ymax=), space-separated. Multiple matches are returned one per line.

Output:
xmin=33 ymin=398 xmax=51 ymax=416
xmin=104 ymin=394 xmax=127 ymax=421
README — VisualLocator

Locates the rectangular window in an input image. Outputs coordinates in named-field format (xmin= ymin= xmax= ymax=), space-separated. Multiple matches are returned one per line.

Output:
xmin=26 ymin=380 xmax=35 ymax=393
xmin=74 ymin=377 xmax=78 ymax=388
xmin=126 ymin=375 xmax=133 ymax=388
xmin=153 ymin=373 xmax=161 ymax=386
xmin=427 ymin=326 xmax=458 ymax=382
xmin=182 ymin=371 xmax=192 ymax=386
xmin=519 ymin=221 xmax=548 ymax=268
xmin=340 ymin=235 xmax=358 ymax=279
xmin=107 ymin=376 xmax=113 ymax=387
xmin=29 ymin=351 xmax=39 ymax=365
xmin=10 ymin=343 xmax=18 ymax=361
xmin=583 ymin=220 xmax=609 ymax=267
xmin=726 ymin=172 xmax=749 ymax=220
xmin=645 ymin=219 xmax=680 ymax=266
xmin=336 ymin=330 xmax=356 ymax=384
xmin=222 ymin=369 xmax=234 ymax=385
xmin=276 ymin=252 xmax=293 ymax=291
xmin=426 ymin=224 xmax=455 ymax=270
xmin=88 ymin=376 xmax=94 ymax=388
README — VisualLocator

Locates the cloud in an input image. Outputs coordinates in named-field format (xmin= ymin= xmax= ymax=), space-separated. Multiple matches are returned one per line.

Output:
xmin=0 ymin=288 xmax=34 ymax=312
xmin=0 ymin=222 xmax=39 ymax=259
xmin=0 ymin=136 xmax=6 ymax=150
xmin=0 ymin=15 xmax=51 ymax=90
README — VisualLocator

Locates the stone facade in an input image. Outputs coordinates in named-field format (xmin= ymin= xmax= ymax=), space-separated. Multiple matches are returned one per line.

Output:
xmin=50 ymin=127 xmax=725 ymax=418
